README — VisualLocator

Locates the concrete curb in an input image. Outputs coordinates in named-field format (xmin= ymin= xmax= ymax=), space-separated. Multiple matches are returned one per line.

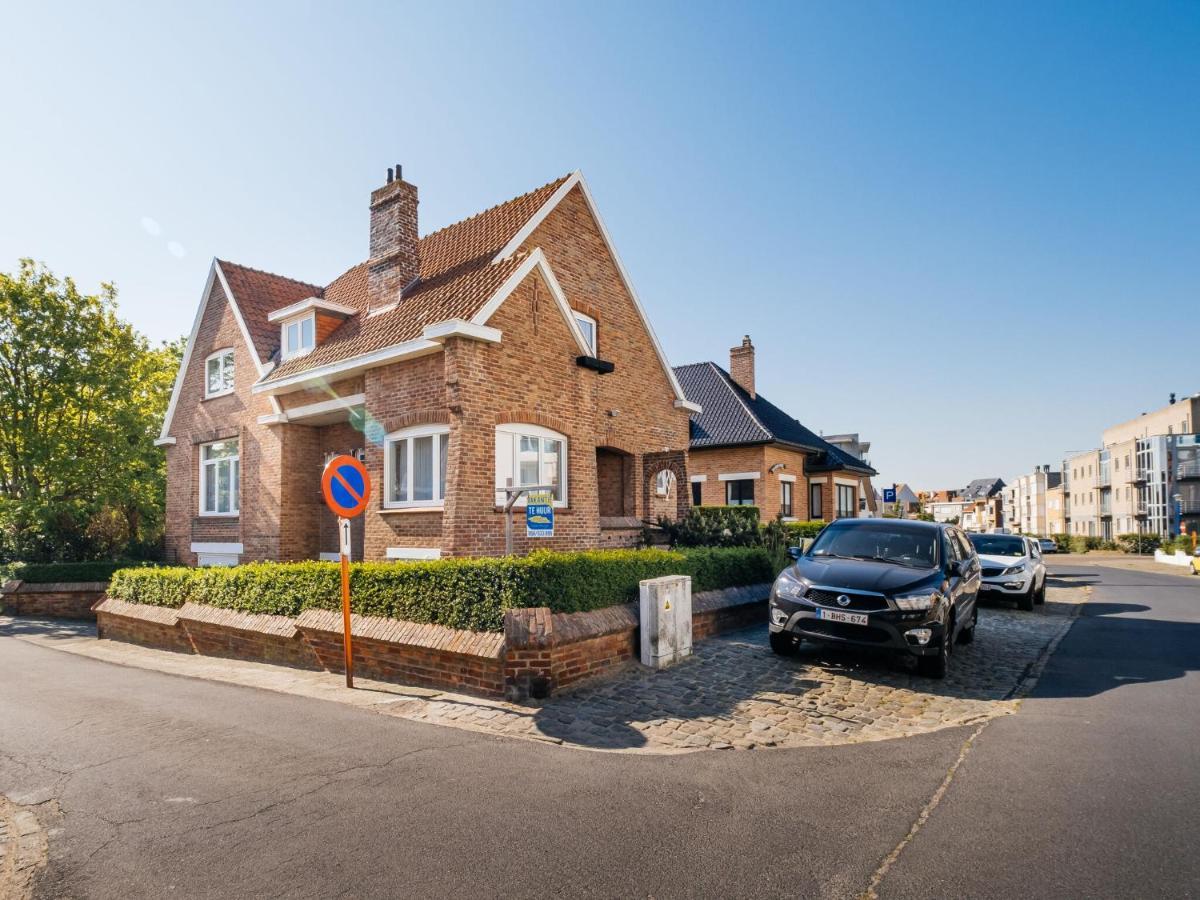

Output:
xmin=0 ymin=793 xmax=47 ymax=900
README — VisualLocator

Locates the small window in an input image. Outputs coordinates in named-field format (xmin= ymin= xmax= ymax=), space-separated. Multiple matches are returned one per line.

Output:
xmin=199 ymin=439 xmax=239 ymax=516
xmin=385 ymin=426 xmax=449 ymax=508
xmin=780 ymin=481 xmax=793 ymax=517
xmin=655 ymin=469 xmax=676 ymax=498
xmin=282 ymin=314 xmax=316 ymax=360
xmin=836 ymin=484 xmax=856 ymax=519
xmin=574 ymin=312 xmax=597 ymax=356
xmin=726 ymin=479 xmax=754 ymax=506
xmin=495 ymin=424 xmax=567 ymax=507
xmin=810 ymin=484 xmax=824 ymax=519
xmin=205 ymin=349 xmax=235 ymax=398
xmin=691 ymin=480 xmax=702 ymax=507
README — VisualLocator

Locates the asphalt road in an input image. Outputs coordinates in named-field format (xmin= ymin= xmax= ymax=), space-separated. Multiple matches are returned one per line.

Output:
xmin=1 ymin=564 xmax=1197 ymax=899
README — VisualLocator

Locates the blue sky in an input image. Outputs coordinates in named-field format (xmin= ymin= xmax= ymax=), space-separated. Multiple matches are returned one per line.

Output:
xmin=2 ymin=1 xmax=1196 ymax=492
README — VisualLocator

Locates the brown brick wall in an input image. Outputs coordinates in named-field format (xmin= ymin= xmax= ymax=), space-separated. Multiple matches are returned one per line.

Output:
xmin=0 ymin=585 xmax=105 ymax=619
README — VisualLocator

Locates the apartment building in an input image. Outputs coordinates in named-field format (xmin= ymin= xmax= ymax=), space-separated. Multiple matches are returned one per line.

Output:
xmin=1004 ymin=465 xmax=1062 ymax=536
xmin=1065 ymin=449 xmax=1102 ymax=538
xmin=1046 ymin=483 xmax=1067 ymax=534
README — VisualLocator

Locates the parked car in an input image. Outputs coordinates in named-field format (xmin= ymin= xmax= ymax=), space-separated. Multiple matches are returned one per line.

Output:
xmin=1039 ymin=538 xmax=1058 ymax=554
xmin=768 ymin=519 xmax=981 ymax=679
xmin=967 ymin=533 xmax=1046 ymax=611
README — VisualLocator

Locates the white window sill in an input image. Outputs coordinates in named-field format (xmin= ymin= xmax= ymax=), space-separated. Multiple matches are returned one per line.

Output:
xmin=203 ymin=389 xmax=235 ymax=401
xmin=197 ymin=511 xmax=240 ymax=518
xmin=379 ymin=505 xmax=444 ymax=514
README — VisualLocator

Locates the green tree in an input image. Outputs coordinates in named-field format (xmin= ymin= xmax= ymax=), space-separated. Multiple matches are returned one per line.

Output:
xmin=0 ymin=259 xmax=182 ymax=561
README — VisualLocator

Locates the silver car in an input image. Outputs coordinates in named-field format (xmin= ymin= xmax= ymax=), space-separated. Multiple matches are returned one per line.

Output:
xmin=967 ymin=533 xmax=1047 ymax=611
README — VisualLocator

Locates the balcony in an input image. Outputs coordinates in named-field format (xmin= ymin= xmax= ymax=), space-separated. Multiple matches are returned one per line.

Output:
xmin=1181 ymin=500 xmax=1200 ymax=515
xmin=1177 ymin=461 xmax=1200 ymax=480
xmin=1127 ymin=467 xmax=1147 ymax=483
xmin=1134 ymin=500 xmax=1148 ymax=516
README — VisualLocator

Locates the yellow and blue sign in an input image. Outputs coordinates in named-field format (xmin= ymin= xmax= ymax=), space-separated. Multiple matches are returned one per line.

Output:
xmin=526 ymin=490 xmax=554 ymax=538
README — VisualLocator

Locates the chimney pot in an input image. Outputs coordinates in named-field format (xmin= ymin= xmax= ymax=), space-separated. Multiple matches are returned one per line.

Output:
xmin=387 ymin=167 xmax=394 ymax=184
xmin=729 ymin=335 xmax=756 ymax=399
xmin=1170 ymin=392 xmax=1177 ymax=404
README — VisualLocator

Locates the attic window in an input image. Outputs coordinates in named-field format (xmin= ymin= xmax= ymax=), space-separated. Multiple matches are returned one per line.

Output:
xmin=282 ymin=314 xmax=315 ymax=360
xmin=574 ymin=312 xmax=597 ymax=355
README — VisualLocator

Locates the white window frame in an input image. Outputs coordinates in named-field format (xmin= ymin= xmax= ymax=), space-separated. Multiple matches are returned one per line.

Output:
xmin=198 ymin=439 xmax=240 ymax=517
xmin=495 ymin=423 xmax=569 ymax=508
xmin=574 ymin=312 xmax=598 ymax=356
xmin=204 ymin=348 xmax=235 ymax=399
xmin=383 ymin=424 xmax=449 ymax=509
xmin=281 ymin=313 xmax=316 ymax=360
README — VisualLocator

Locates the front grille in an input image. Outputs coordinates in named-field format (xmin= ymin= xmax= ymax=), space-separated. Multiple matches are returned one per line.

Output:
xmin=804 ymin=588 xmax=888 ymax=613
xmin=981 ymin=567 xmax=1004 ymax=578
xmin=797 ymin=618 xmax=892 ymax=643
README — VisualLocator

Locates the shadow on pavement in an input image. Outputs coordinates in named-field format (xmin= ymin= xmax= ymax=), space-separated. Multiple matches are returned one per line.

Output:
xmin=0 ymin=616 xmax=95 ymax=641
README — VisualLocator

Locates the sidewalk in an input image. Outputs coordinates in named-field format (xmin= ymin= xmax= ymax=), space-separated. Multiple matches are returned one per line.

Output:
xmin=1049 ymin=553 xmax=1197 ymax=578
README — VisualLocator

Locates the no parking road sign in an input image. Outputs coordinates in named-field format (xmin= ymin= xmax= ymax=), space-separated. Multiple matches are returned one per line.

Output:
xmin=321 ymin=454 xmax=371 ymax=519
xmin=321 ymin=454 xmax=371 ymax=688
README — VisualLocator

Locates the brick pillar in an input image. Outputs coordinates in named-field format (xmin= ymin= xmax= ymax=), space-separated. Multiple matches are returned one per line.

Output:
xmin=503 ymin=607 xmax=555 ymax=701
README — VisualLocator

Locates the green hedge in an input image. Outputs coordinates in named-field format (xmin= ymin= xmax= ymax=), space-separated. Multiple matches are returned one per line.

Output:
xmin=658 ymin=506 xmax=761 ymax=547
xmin=107 ymin=547 xmax=774 ymax=633
xmin=1 ymin=560 xmax=157 ymax=584
xmin=780 ymin=520 xmax=827 ymax=540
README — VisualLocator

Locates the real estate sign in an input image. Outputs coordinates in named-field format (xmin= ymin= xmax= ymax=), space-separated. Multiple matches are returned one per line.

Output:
xmin=526 ymin=490 xmax=555 ymax=538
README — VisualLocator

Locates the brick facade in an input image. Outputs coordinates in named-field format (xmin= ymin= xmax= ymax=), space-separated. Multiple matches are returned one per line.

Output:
xmin=0 ymin=582 xmax=107 ymax=619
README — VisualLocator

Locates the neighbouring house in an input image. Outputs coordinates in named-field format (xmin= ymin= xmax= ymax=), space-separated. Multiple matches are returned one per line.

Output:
xmin=959 ymin=477 xmax=1006 ymax=532
xmin=886 ymin=483 xmax=921 ymax=516
xmin=823 ymin=432 xmax=878 ymax=516
xmin=673 ymin=337 xmax=876 ymax=523
xmin=156 ymin=168 xmax=698 ymax=565
xmin=1004 ymin=465 xmax=1062 ymax=536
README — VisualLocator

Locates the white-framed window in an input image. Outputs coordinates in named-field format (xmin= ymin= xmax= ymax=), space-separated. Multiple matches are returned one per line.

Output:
xmin=199 ymin=439 xmax=240 ymax=516
xmin=281 ymin=314 xmax=316 ymax=360
xmin=205 ymin=349 xmax=235 ymax=398
xmin=655 ymin=469 xmax=676 ymax=498
xmin=574 ymin=311 xmax=597 ymax=355
xmin=495 ymin=424 xmax=567 ymax=507
xmin=384 ymin=425 xmax=449 ymax=508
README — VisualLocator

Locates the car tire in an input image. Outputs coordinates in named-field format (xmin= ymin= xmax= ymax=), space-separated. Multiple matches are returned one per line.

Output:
xmin=1017 ymin=586 xmax=1035 ymax=612
xmin=1034 ymin=580 xmax=1046 ymax=605
xmin=918 ymin=617 xmax=952 ymax=678
xmin=958 ymin=605 xmax=978 ymax=644
xmin=770 ymin=631 xmax=799 ymax=656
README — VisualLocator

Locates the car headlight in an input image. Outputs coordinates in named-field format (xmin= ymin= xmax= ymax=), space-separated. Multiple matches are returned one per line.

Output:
xmin=894 ymin=590 xmax=942 ymax=611
xmin=772 ymin=569 xmax=807 ymax=602
xmin=1001 ymin=564 xmax=1025 ymax=576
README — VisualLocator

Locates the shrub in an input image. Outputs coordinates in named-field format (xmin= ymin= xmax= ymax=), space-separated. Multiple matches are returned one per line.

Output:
xmin=659 ymin=506 xmax=761 ymax=547
xmin=107 ymin=547 xmax=774 ymax=633
xmin=1116 ymin=533 xmax=1160 ymax=554
xmin=780 ymin=520 xmax=827 ymax=541
xmin=1049 ymin=533 xmax=1071 ymax=553
xmin=1068 ymin=535 xmax=1105 ymax=553
xmin=2 ymin=560 xmax=156 ymax=584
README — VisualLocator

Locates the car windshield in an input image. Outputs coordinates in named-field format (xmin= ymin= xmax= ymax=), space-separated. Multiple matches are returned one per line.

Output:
xmin=969 ymin=535 xmax=1025 ymax=557
xmin=808 ymin=524 xmax=939 ymax=569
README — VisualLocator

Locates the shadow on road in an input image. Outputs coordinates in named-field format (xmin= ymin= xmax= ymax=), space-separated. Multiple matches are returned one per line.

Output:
xmin=0 ymin=616 xmax=94 ymax=641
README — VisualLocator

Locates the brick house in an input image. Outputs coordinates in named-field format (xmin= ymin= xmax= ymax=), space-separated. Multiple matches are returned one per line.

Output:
xmin=156 ymin=169 xmax=698 ymax=565
xmin=674 ymin=337 xmax=875 ymax=523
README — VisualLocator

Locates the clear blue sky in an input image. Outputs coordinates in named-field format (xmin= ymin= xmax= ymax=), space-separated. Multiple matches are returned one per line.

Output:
xmin=2 ymin=1 xmax=1197 ymax=492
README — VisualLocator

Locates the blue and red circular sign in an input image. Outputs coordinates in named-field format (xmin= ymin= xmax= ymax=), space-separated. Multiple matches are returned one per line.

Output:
xmin=321 ymin=454 xmax=371 ymax=518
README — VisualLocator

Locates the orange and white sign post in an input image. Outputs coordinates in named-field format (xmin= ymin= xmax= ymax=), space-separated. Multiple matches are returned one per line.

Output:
xmin=321 ymin=455 xmax=371 ymax=688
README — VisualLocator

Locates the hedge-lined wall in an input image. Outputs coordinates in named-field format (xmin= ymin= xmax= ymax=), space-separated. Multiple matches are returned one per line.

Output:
xmin=1 ymin=560 xmax=157 ymax=584
xmin=108 ymin=547 xmax=774 ymax=633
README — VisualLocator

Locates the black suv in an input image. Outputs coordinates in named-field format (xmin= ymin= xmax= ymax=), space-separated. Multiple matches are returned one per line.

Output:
xmin=768 ymin=519 xmax=982 ymax=678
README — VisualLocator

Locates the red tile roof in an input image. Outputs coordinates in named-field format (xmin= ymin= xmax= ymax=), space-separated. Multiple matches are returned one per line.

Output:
xmin=217 ymin=262 xmax=322 ymax=365
xmin=217 ymin=175 xmax=570 ymax=383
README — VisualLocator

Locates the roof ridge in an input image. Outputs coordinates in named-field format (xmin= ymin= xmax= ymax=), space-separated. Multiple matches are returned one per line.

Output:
xmin=708 ymin=362 xmax=773 ymax=442
xmin=417 ymin=173 xmax=573 ymax=245
xmin=217 ymin=259 xmax=324 ymax=293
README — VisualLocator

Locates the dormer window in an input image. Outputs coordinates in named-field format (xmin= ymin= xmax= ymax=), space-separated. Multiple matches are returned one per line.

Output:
xmin=205 ymin=349 xmax=235 ymax=398
xmin=282 ymin=314 xmax=315 ymax=360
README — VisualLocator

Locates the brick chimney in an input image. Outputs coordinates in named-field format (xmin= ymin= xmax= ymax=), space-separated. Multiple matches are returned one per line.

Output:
xmin=729 ymin=335 xmax=756 ymax=398
xmin=368 ymin=165 xmax=419 ymax=311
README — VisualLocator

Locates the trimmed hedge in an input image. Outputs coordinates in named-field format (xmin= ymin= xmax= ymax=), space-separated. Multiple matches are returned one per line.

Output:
xmin=780 ymin=520 xmax=827 ymax=541
xmin=1 ymin=560 xmax=156 ymax=584
xmin=107 ymin=547 xmax=774 ymax=633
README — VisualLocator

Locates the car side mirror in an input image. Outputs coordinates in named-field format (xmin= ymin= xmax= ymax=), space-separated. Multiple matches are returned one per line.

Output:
xmin=787 ymin=546 xmax=803 ymax=561
xmin=947 ymin=560 xmax=962 ymax=576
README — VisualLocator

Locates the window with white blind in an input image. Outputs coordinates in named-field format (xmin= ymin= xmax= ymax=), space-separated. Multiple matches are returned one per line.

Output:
xmin=495 ymin=424 xmax=567 ymax=507
xmin=384 ymin=425 xmax=449 ymax=508
xmin=205 ymin=349 xmax=235 ymax=398
xmin=199 ymin=439 xmax=239 ymax=515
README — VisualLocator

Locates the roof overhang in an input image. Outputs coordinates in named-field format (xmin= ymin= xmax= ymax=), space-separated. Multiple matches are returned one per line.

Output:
xmin=252 ymin=337 xmax=442 ymax=395
xmin=267 ymin=297 xmax=358 ymax=322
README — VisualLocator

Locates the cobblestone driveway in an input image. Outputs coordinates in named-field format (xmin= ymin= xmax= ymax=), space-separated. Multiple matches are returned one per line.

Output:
xmin=393 ymin=579 xmax=1090 ymax=753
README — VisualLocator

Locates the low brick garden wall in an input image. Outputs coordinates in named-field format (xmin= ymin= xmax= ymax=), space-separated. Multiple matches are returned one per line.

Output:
xmin=91 ymin=582 xmax=771 ymax=701
xmin=1 ymin=581 xmax=108 ymax=620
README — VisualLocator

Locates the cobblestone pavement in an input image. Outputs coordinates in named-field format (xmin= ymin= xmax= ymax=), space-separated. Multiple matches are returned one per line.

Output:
xmin=0 ymin=793 xmax=47 ymax=900
xmin=394 ymin=580 xmax=1090 ymax=753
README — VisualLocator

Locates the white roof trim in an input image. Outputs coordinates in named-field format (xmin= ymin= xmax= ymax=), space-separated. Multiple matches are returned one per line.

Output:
xmin=493 ymin=170 xmax=696 ymax=411
xmin=252 ymin=337 xmax=442 ymax=395
xmin=267 ymin=297 xmax=358 ymax=322
xmin=472 ymin=249 xmax=592 ymax=355
xmin=422 ymin=319 xmax=503 ymax=344
xmin=674 ymin=399 xmax=702 ymax=413
xmin=263 ymin=392 xmax=366 ymax=425
xmin=157 ymin=260 xmax=272 ymax=445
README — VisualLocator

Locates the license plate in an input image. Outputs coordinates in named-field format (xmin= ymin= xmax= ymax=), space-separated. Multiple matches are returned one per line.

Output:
xmin=816 ymin=608 xmax=868 ymax=626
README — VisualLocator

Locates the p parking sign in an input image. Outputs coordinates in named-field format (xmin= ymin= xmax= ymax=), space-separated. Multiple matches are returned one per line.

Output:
xmin=526 ymin=490 xmax=555 ymax=538
xmin=882 ymin=487 xmax=897 ymax=504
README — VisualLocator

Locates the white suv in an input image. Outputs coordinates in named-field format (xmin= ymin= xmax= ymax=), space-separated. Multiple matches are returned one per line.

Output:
xmin=967 ymin=533 xmax=1047 ymax=611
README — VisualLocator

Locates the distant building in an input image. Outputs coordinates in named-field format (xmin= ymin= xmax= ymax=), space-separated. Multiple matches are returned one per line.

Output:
xmin=1004 ymin=466 xmax=1063 ymax=536
xmin=958 ymin=477 xmax=1006 ymax=532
